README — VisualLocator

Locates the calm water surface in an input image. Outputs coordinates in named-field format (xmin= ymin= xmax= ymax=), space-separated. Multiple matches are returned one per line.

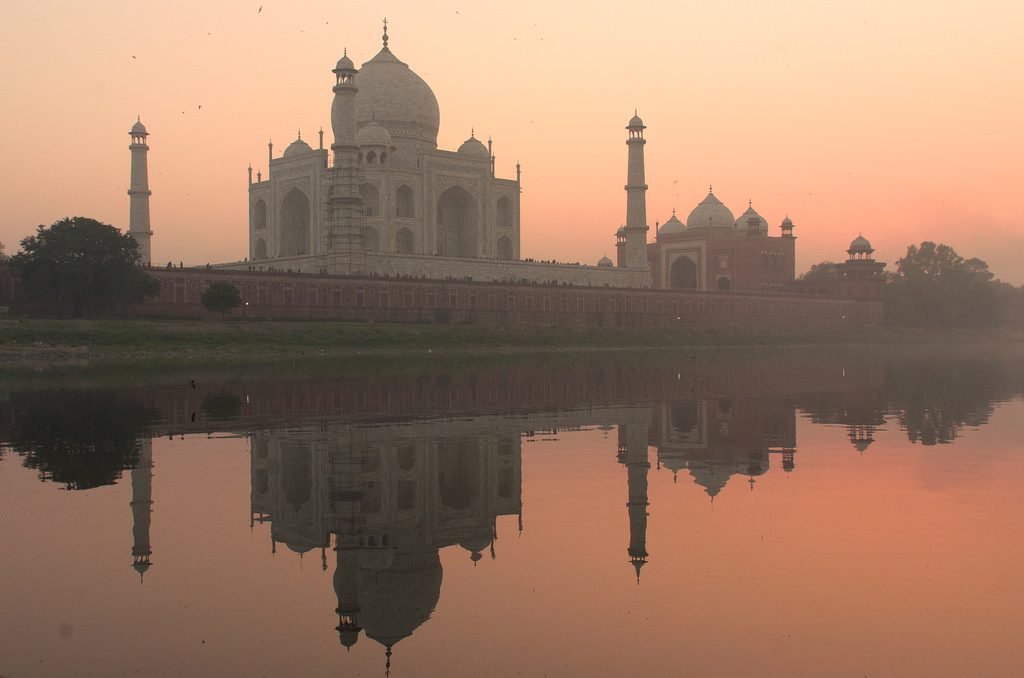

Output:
xmin=1 ymin=349 xmax=1023 ymax=677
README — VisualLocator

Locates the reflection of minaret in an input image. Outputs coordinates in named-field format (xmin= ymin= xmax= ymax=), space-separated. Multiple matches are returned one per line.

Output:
xmin=619 ymin=421 xmax=650 ymax=583
xmin=334 ymin=546 xmax=362 ymax=650
xmin=130 ymin=437 xmax=154 ymax=579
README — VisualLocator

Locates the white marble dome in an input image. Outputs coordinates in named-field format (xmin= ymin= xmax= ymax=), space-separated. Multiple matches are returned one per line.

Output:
xmin=597 ymin=255 xmax=614 ymax=267
xmin=283 ymin=136 xmax=313 ymax=157
xmin=356 ymin=120 xmax=392 ymax=147
xmin=457 ymin=135 xmax=489 ymax=158
xmin=356 ymin=47 xmax=440 ymax=147
xmin=686 ymin=190 xmax=735 ymax=229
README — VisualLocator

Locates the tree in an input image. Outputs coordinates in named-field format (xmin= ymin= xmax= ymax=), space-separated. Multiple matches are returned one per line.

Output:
xmin=799 ymin=261 xmax=841 ymax=281
xmin=11 ymin=216 xmax=159 ymax=316
xmin=885 ymin=241 xmax=1000 ymax=327
xmin=201 ymin=281 xmax=242 ymax=318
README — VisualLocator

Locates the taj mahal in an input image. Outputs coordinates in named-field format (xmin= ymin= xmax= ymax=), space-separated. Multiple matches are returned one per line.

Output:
xmin=126 ymin=21 xmax=882 ymax=296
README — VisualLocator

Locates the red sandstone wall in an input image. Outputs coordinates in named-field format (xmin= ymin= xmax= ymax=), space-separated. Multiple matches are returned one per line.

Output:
xmin=135 ymin=268 xmax=882 ymax=329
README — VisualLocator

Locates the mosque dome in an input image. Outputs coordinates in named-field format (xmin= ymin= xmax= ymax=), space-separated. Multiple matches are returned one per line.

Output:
xmin=686 ymin=190 xmax=736 ymax=229
xmin=457 ymin=135 xmax=489 ymax=159
xmin=283 ymin=136 xmax=313 ymax=157
xmin=130 ymin=119 xmax=147 ymax=135
xmin=356 ymin=120 xmax=392 ymax=147
xmin=359 ymin=550 xmax=442 ymax=648
xmin=781 ymin=216 xmax=793 ymax=228
xmin=735 ymin=203 xmax=768 ymax=233
xmin=597 ymin=255 xmax=614 ymax=267
xmin=356 ymin=46 xmax=440 ymax=147
xmin=628 ymin=113 xmax=645 ymax=128
xmin=658 ymin=211 xmax=686 ymax=236
xmin=849 ymin=234 xmax=873 ymax=253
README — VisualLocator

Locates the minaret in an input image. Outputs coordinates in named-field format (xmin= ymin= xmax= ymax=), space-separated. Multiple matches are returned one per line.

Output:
xmin=619 ymin=422 xmax=650 ymax=583
xmin=128 ymin=118 xmax=153 ymax=265
xmin=621 ymin=113 xmax=650 ymax=270
xmin=130 ymin=437 xmax=154 ymax=580
xmin=327 ymin=47 xmax=365 ymax=270
xmin=334 ymin=546 xmax=363 ymax=650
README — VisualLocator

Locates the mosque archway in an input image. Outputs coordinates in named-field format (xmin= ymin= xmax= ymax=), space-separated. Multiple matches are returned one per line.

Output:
xmin=670 ymin=256 xmax=698 ymax=289
xmin=396 ymin=185 xmax=415 ymax=218
xmin=438 ymin=439 xmax=479 ymax=510
xmin=671 ymin=401 xmax=699 ymax=436
xmin=254 ymin=238 xmax=268 ymax=260
xmin=436 ymin=186 xmax=477 ymax=258
xmin=360 ymin=183 xmax=380 ymax=217
xmin=362 ymin=227 xmax=380 ymax=252
xmin=396 ymin=227 xmax=415 ymax=254
xmin=496 ymin=196 xmax=513 ymax=229
xmin=253 ymin=199 xmax=267 ymax=230
xmin=496 ymin=236 xmax=513 ymax=261
xmin=281 ymin=443 xmax=312 ymax=510
xmin=717 ymin=276 xmax=732 ymax=291
xmin=279 ymin=188 xmax=310 ymax=257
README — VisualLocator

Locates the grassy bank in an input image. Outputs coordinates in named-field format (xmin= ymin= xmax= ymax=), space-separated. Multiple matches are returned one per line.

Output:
xmin=1 ymin=318 xmax=1022 ymax=365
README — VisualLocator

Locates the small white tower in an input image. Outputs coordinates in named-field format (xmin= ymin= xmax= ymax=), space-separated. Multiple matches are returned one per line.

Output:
xmin=128 ymin=118 xmax=153 ymax=264
xmin=327 ymin=48 xmax=366 ymax=264
xmin=621 ymin=113 xmax=650 ymax=270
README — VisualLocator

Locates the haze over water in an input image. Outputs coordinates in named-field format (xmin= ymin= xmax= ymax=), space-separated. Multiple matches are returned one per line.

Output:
xmin=1 ymin=348 xmax=1023 ymax=677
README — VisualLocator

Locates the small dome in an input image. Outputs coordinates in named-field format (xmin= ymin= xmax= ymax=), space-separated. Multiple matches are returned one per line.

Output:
xmin=627 ymin=113 xmax=645 ymax=128
xmin=597 ymin=255 xmax=614 ymax=267
xmin=616 ymin=226 xmax=626 ymax=236
xmin=283 ymin=136 xmax=313 ymax=157
xmin=781 ymin=216 xmax=793 ymax=227
xmin=130 ymin=119 xmax=147 ymax=135
xmin=356 ymin=121 xmax=392 ymax=147
xmin=686 ymin=190 xmax=735 ymax=229
xmin=335 ymin=52 xmax=355 ymax=72
xmin=658 ymin=211 xmax=686 ymax=236
xmin=849 ymin=234 xmax=873 ymax=252
xmin=735 ymin=204 xmax=768 ymax=233
xmin=457 ymin=135 xmax=489 ymax=159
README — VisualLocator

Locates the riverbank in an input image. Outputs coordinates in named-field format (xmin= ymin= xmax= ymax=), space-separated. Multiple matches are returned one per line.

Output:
xmin=1 ymin=318 xmax=1022 ymax=366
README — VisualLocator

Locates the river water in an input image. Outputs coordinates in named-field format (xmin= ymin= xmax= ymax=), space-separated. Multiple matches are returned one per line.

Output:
xmin=1 ymin=347 xmax=1023 ymax=677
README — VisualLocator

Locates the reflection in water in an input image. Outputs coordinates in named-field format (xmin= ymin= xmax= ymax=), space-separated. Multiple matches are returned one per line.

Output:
xmin=2 ymin=349 xmax=1023 ymax=675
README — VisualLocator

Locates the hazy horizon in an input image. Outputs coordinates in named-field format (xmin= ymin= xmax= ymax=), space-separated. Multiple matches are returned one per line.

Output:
xmin=3 ymin=1 xmax=1022 ymax=282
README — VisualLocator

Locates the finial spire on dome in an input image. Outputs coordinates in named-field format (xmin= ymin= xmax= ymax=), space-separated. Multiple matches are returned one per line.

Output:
xmin=382 ymin=17 xmax=389 ymax=50
xmin=709 ymin=184 xmax=713 ymax=193
xmin=748 ymin=199 xmax=752 ymax=208
xmin=297 ymin=129 xmax=301 ymax=140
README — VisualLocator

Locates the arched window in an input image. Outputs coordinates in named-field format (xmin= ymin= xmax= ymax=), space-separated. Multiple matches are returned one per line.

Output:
xmin=253 ymin=199 xmax=267 ymax=230
xmin=395 ymin=227 xmax=414 ymax=254
xmin=436 ymin=185 xmax=477 ymax=258
xmin=670 ymin=256 xmax=698 ymax=289
xmin=254 ymin=238 xmax=268 ymax=260
xmin=360 ymin=183 xmax=380 ymax=217
xmin=366 ymin=151 xmax=376 ymax=164
xmin=496 ymin=196 xmax=513 ymax=229
xmin=279 ymin=188 xmax=310 ymax=256
xmin=760 ymin=252 xmax=770 ymax=269
xmin=439 ymin=440 xmax=479 ymax=510
xmin=395 ymin=185 xmax=415 ymax=218
xmin=717 ymin=276 xmax=732 ymax=291
xmin=496 ymin=236 xmax=513 ymax=261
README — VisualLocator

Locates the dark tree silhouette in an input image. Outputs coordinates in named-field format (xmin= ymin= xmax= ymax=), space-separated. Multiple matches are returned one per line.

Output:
xmin=799 ymin=261 xmax=841 ymax=281
xmin=885 ymin=241 xmax=1000 ymax=327
xmin=11 ymin=217 xmax=159 ymax=316
xmin=201 ymin=282 xmax=242 ymax=318
xmin=5 ymin=391 xmax=158 ymax=490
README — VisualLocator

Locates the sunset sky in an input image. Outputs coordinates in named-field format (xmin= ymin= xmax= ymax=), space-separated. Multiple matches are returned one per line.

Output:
xmin=2 ymin=1 xmax=1022 ymax=281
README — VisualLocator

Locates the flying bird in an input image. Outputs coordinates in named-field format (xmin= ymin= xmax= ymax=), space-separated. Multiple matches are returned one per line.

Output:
xmin=258 ymin=5 xmax=262 ymax=12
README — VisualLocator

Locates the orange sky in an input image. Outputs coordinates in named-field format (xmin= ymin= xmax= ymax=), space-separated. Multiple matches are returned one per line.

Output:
xmin=2 ymin=1 xmax=1022 ymax=281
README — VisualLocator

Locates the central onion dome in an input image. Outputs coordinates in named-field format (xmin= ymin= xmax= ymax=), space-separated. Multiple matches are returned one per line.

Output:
xmin=686 ymin=189 xmax=735 ymax=229
xmin=457 ymin=133 xmax=489 ymax=159
xmin=356 ymin=43 xmax=440 ymax=147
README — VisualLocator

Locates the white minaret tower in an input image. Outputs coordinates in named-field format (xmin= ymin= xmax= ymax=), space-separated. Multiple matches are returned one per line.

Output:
xmin=620 ymin=112 xmax=650 ymax=270
xmin=128 ymin=118 xmax=153 ymax=264
xmin=327 ymin=48 xmax=365 ymax=269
